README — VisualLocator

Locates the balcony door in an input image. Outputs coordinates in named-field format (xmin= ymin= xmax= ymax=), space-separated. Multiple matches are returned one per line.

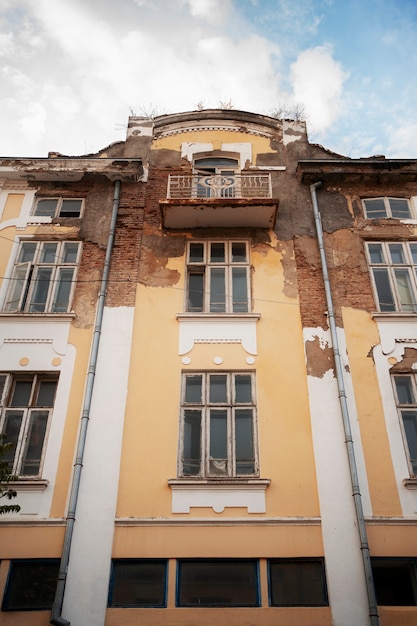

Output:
xmin=194 ymin=157 xmax=239 ymax=199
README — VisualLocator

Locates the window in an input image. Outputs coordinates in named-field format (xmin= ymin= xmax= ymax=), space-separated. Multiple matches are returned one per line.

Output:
xmin=194 ymin=157 xmax=239 ymax=198
xmin=366 ymin=242 xmax=417 ymax=312
xmin=2 ymin=560 xmax=59 ymax=611
xmin=33 ymin=197 xmax=83 ymax=218
xmin=371 ymin=558 xmax=417 ymax=605
xmin=392 ymin=374 xmax=417 ymax=475
xmin=179 ymin=371 xmax=257 ymax=478
xmin=108 ymin=560 xmax=167 ymax=607
xmin=186 ymin=241 xmax=250 ymax=313
xmin=269 ymin=559 xmax=328 ymax=607
xmin=177 ymin=560 xmax=259 ymax=607
xmin=363 ymin=197 xmax=413 ymax=219
xmin=0 ymin=373 xmax=58 ymax=477
xmin=4 ymin=240 xmax=81 ymax=313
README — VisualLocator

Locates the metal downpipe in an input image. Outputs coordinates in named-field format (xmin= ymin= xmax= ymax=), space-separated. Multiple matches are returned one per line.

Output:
xmin=309 ymin=182 xmax=379 ymax=626
xmin=50 ymin=180 xmax=122 ymax=626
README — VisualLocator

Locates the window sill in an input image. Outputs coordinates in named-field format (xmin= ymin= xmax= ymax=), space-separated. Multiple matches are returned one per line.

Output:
xmin=0 ymin=312 xmax=76 ymax=320
xmin=403 ymin=478 xmax=417 ymax=490
xmin=177 ymin=313 xmax=261 ymax=321
xmin=168 ymin=478 xmax=270 ymax=513
xmin=371 ymin=312 xmax=417 ymax=322
xmin=7 ymin=479 xmax=49 ymax=493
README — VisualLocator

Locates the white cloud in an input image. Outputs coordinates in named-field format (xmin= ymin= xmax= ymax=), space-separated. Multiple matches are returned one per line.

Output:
xmin=386 ymin=122 xmax=417 ymax=158
xmin=290 ymin=45 xmax=348 ymax=133
xmin=181 ymin=0 xmax=232 ymax=22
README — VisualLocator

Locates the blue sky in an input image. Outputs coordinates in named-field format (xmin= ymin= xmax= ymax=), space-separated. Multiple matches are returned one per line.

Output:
xmin=0 ymin=0 xmax=416 ymax=158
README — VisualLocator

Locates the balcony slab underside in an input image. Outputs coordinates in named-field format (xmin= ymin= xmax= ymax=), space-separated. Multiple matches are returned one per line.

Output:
xmin=160 ymin=198 xmax=278 ymax=228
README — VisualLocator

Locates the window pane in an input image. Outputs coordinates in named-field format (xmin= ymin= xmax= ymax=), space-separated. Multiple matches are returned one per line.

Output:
xmin=269 ymin=560 xmax=328 ymax=606
xmin=389 ymin=243 xmax=406 ymax=264
xmin=410 ymin=243 xmax=417 ymax=264
xmin=178 ymin=560 xmax=259 ymax=607
xmin=40 ymin=243 xmax=58 ymax=264
xmin=372 ymin=268 xmax=396 ymax=311
xmin=393 ymin=269 xmax=414 ymax=311
xmin=36 ymin=380 xmax=58 ymax=407
xmin=210 ymin=268 xmax=226 ymax=312
xmin=189 ymin=243 xmax=204 ymax=263
xmin=4 ymin=265 xmax=30 ymax=311
xmin=235 ymin=375 xmax=252 ymax=403
xmin=209 ymin=410 xmax=228 ymax=475
xmin=60 ymin=200 xmax=82 ymax=217
xmin=10 ymin=381 xmax=32 ymax=406
xmin=52 ymin=268 xmax=74 ymax=312
xmin=187 ymin=272 xmax=204 ymax=312
xmin=110 ymin=561 xmax=167 ymax=607
xmin=184 ymin=376 xmax=202 ymax=403
xmin=232 ymin=267 xmax=248 ymax=312
xmin=183 ymin=410 xmax=201 ymax=475
xmin=389 ymin=198 xmax=411 ymax=219
xmin=17 ymin=243 xmax=37 ymax=263
xmin=364 ymin=199 xmax=387 ymax=218
xmin=232 ymin=242 xmax=247 ymax=263
xmin=62 ymin=242 xmax=79 ymax=264
xmin=2 ymin=410 xmax=24 ymax=465
xmin=34 ymin=199 xmax=58 ymax=217
xmin=28 ymin=268 xmax=52 ymax=313
xmin=235 ymin=409 xmax=254 ymax=474
xmin=20 ymin=410 xmax=49 ymax=476
xmin=372 ymin=559 xmax=417 ymax=605
xmin=368 ymin=243 xmax=385 ymax=264
xmin=395 ymin=377 xmax=415 ymax=404
xmin=210 ymin=243 xmax=225 ymax=263
xmin=402 ymin=411 xmax=417 ymax=475
xmin=2 ymin=561 xmax=60 ymax=611
xmin=209 ymin=375 xmax=227 ymax=403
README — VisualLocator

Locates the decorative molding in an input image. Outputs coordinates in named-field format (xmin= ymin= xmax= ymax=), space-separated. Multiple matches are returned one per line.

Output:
xmin=168 ymin=478 xmax=270 ymax=514
xmin=1 ymin=181 xmax=30 ymax=191
xmin=177 ymin=314 xmax=260 ymax=355
xmin=3 ymin=338 xmax=53 ymax=344
xmin=365 ymin=515 xmax=417 ymax=524
xmin=8 ymin=479 xmax=49 ymax=493
xmin=0 ymin=518 xmax=65 ymax=527
xmin=115 ymin=515 xmax=321 ymax=527
xmin=157 ymin=125 xmax=273 ymax=139
xmin=403 ymin=478 xmax=417 ymax=491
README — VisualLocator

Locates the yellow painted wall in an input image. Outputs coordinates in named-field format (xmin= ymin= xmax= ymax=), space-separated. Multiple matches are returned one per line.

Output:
xmin=0 ymin=527 xmax=65 ymax=558
xmin=1 ymin=193 xmax=25 ymax=222
xmin=342 ymin=308 xmax=402 ymax=516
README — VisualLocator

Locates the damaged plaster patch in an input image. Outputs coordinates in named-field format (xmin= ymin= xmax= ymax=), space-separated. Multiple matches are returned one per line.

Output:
xmin=278 ymin=241 xmax=298 ymax=300
xmin=305 ymin=335 xmax=334 ymax=378
xmin=138 ymin=229 xmax=184 ymax=287
xmin=389 ymin=347 xmax=417 ymax=373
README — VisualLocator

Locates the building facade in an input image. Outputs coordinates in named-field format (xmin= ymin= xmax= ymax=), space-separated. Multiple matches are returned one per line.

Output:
xmin=0 ymin=110 xmax=416 ymax=625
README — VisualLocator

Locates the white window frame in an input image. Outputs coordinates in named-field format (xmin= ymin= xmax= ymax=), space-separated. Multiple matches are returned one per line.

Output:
xmin=3 ymin=240 xmax=81 ymax=313
xmin=178 ymin=371 xmax=259 ymax=479
xmin=186 ymin=240 xmax=251 ymax=314
xmin=0 ymin=373 xmax=58 ymax=478
xmin=391 ymin=373 xmax=417 ymax=477
xmin=33 ymin=197 xmax=84 ymax=218
xmin=363 ymin=197 xmax=414 ymax=219
xmin=366 ymin=241 xmax=417 ymax=313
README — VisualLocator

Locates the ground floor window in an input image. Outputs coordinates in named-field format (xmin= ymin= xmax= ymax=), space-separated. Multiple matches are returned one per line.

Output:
xmin=2 ymin=560 xmax=59 ymax=611
xmin=177 ymin=559 xmax=259 ymax=607
xmin=108 ymin=560 xmax=167 ymax=607
xmin=268 ymin=559 xmax=328 ymax=606
xmin=372 ymin=558 xmax=417 ymax=605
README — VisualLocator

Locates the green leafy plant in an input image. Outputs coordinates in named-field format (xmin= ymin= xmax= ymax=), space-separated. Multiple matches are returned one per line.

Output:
xmin=0 ymin=435 xmax=20 ymax=515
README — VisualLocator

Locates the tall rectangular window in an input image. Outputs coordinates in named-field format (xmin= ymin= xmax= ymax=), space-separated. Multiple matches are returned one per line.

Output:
xmin=177 ymin=560 xmax=259 ymax=607
xmin=0 ymin=373 xmax=58 ymax=477
xmin=179 ymin=372 xmax=257 ymax=478
xmin=4 ymin=241 xmax=81 ymax=313
xmin=2 ymin=560 xmax=60 ymax=611
xmin=186 ymin=241 xmax=250 ymax=313
xmin=363 ymin=197 xmax=413 ymax=219
xmin=392 ymin=374 xmax=417 ymax=475
xmin=108 ymin=560 xmax=167 ymax=607
xmin=366 ymin=242 xmax=417 ymax=312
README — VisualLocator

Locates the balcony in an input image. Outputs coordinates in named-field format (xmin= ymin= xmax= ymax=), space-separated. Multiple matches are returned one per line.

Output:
xmin=160 ymin=173 xmax=278 ymax=228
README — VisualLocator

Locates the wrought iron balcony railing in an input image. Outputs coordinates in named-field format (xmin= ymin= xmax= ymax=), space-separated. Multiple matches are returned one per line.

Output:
xmin=167 ymin=173 xmax=272 ymax=200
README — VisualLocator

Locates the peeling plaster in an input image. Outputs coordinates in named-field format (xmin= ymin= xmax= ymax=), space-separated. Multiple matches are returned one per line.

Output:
xmin=305 ymin=335 xmax=334 ymax=378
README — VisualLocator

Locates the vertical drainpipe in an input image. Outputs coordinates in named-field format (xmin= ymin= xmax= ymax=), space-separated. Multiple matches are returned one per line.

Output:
xmin=309 ymin=181 xmax=380 ymax=626
xmin=50 ymin=179 xmax=122 ymax=626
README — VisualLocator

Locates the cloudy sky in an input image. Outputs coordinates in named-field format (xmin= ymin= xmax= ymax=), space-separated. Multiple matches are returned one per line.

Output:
xmin=1 ymin=0 xmax=416 ymax=158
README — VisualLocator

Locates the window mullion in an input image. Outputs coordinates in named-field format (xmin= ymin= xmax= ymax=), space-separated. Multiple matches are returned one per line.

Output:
xmin=12 ymin=407 xmax=30 ymax=476
xmin=230 ymin=407 xmax=235 ymax=477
